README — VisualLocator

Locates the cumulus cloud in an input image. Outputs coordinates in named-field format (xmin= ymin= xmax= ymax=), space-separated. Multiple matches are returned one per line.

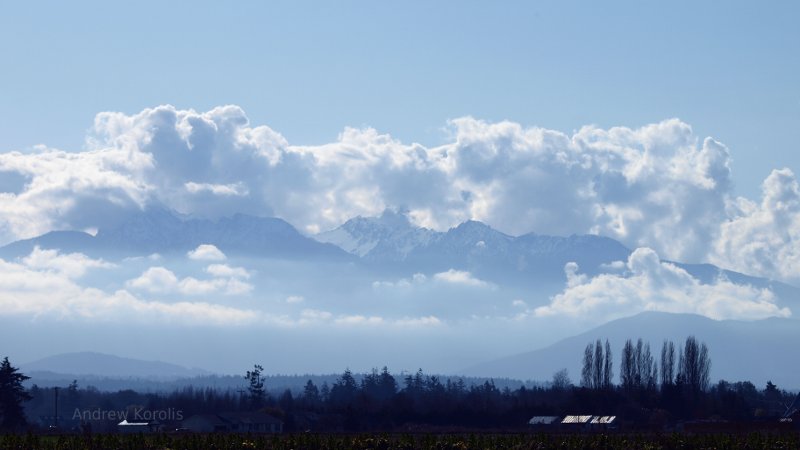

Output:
xmin=711 ymin=169 xmax=800 ymax=284
xmin=126 ymin=265 xmax=253 ymax=296
xmin=22 ymin=246 xmax=115 ymax=278
xmin=205 ymin=263 xmax=250 ymax=279
xmin=187 ymin=244 xmax=226 ymax=261
xmin=0 ymin=106 xmax=730 ymax=258
xmin=0 ymin=250 xmax=258 ymax=325
xmin=184 ymin=182 xmax=249 ymax=197
xmin=534 ymin=248 xmax=790 ymax=322
xmin=372 ymin=273 xmax=427 ymax=289
xmin=2 ymin=104 xmax=800 ymax=283
xmin=373 ymin=270 xmax=492 ymax=290
xmin=433 ymin=269 xmax=492 ymax=288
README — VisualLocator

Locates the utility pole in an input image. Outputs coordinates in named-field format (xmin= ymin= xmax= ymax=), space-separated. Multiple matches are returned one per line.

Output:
xmin=237 ymin=388 xmax=246 ymax=410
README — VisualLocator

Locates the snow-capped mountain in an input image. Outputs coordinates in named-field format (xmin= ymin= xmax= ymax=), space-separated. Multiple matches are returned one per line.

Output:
xmin=314 ymin=209 xmax=800 ymax=299
xmin=0 ymin=208 xmax=351 ymax=261
xmin=3 ymin=208 xmax=798 ymax=304
xmin=317 ymin=209 xmax=631 ymax=281
xmin=316 ymin=208 xmax=436 ymax=259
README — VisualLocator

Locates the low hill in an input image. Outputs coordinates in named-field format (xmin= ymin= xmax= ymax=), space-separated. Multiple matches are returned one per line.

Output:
xmin=463 ymin=311 xmax=800 ymax=389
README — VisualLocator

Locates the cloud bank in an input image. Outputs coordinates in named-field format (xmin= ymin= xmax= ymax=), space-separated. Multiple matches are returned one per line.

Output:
xmin=0 ymin=248 xmax=258 ymax=325
xmin=0 ymin=105 xmax=798 ymax=283
xmin=534 ymin=248 xmax=790 ymax=322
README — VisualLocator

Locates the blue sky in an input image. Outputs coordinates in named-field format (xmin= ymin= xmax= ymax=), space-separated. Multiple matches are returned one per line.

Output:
xmin=3 ymin=1 xmax=800 ymax=374
xmin=1 ymin=1 xmax=798 ymax=198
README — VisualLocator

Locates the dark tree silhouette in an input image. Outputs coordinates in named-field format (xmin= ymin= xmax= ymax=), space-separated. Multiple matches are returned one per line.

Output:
xmin=660 ymin=340 xmax=676 ymax=387
xmin=0 ymin=357 xmax=32 ymax=431
xmin=679 ymin=336 xmax=711 ymax=393
xmin=244 ymin=364 xmax=266 ymax=409
xmin=603 ymin=339 xmax=613 ymax=390
xmin=620 ymin=339 xmax=635 ymax=390
xmin=593 ymin=340 xmax=603 ymax=390
xmin=551 ymin=369 xmax=571 ymax=391
xmin=581 ymin=343 xmax=593 ymax=388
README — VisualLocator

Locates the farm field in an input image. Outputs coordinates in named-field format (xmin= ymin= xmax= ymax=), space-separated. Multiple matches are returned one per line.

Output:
xmin=2 ymin=432 xmax=800 ymax=450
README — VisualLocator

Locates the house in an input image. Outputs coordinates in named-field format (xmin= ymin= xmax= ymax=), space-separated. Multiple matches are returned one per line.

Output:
xmin=181 ymin=414 xmax=231 ymax=433
xmin=589 ymin=415 xmax=617 ymax=430
xmin=182 ymin=412 xmax=283 ymax=433
xmin=561 ymin=415 xmax=593 ymax=426
xmin=560 ymin=415 xmax=617 ymax=431
xmin=528 ymin=416 xmax=560 ymax=427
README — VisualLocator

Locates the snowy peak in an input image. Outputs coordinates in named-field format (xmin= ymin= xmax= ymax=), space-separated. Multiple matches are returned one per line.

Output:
xmin=315 ymin=211 xmax=629 ymax=280
xmin=316 ymin=208 xmax=435 ymax=258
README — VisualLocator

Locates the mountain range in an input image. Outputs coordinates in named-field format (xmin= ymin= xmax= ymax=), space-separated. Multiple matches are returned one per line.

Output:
xmin=2 ymin=207 xmax=798 ymax=299
xmin=0 ymin=208 xmax=350 ymax=261
xmin=464 ymin=311 xmax=800 ymax=389
xmin=316 ymin=209 xmax=800 ymax=301
xmin=3 ymin=208 xmax=799 ymax=384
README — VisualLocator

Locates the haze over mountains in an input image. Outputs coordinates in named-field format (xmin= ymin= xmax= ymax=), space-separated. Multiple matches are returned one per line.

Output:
xmin=21 ymin=352 xmax=209 ymax=379
xmin=465 ymin=312 xmax=800 ymax=389
xmin=1 ymin=207 xmax=797 ymax=384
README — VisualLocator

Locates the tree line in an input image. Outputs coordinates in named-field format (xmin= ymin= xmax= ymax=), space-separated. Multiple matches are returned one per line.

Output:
xmin=580 ymin=336 xmax=711 ymax=393
xmin=0 ymin=336 xmax=796 ymax=433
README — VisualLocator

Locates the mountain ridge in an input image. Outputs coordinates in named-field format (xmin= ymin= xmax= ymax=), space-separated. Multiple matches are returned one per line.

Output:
xmin=463 ymin=311 xmax=800 ymax=388
xmin=0 ymin=208 xmax=352 ymax=261
xmin=21 ymin=351 xmax=211 ymax=379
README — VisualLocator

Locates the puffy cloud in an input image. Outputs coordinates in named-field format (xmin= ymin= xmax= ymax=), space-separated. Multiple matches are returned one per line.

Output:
xmin=433 ymin=269 xmax=492 ymax=288
xmin=711 ymin=169 xmax=800 ymax=284
xmin=373 ymin=270 xmax=492 ymax=289
xmin=0 ymin=106 xmax=730 ymax=260
xmin=187 ymin=244 xmax=226 ymax=261
xmin=184 ymin=182 xmax=249 ymax=197
xmin=372 ymin=273 xmax=427 ymax=289
xmin=0 ymin=144 xmax=151 ymax=242
xmin=534 ymin=248 xmax=790 ymax=322
xmin=126 ymin=266 xmax=178 ymax=294
xmin=285 ymin=295 xmax=305 ymax=304
xmin=126 ymin=265 xmax=253 ymax=296
xmin=21 ymin=246 xmax=115 ymax=278
xmin=4 ymin=104 xmax=800 ymax=283
xmin=0 ymin=250 xmax=258 ymax=326
xmin=205 ymin=263 xmax=250 ymax=279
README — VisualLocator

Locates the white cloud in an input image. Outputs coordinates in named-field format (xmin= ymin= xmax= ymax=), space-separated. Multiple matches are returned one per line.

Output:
xmin=0 ymin=250 xmax=258 ymax=326
xmin=205 ymin=264 xmax=250 ymax=279
xmin=334 ymin=315 xmax=385 ymax=326
xmin=184 ymin=182 xmax=248 ymax=197
xmin=373 ymin=270 xmax=493 ymax=290
xmin=711 ymin=169 xmax=800 ymax=284
xmin=126 ymin=266 xmax=178 ymax=294
xmin=394 ymin=316 xmax=442 ymax=327
xmin=433 ymin=269 xmax=491 ymax=288
xmin=372 ymin=273 xmax=426 ymax=289
xmin=2 ymin=104 xmax=800 ymax=283
xmin=285 ymin=295 xmax=305 ymax=304
xmin=126 ymin=265 xmax=253 ymax=296
xmin=187 ymin=244 xmax=226 ymax=261
xmin=534 ymin=248 xmax=790 ymax=322
xmin=21 ymin=246 xmax=115 ymax=278
xmin=291 ymin=308 xmax=440 ymax=328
